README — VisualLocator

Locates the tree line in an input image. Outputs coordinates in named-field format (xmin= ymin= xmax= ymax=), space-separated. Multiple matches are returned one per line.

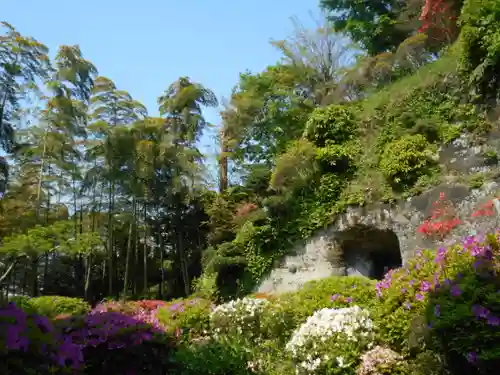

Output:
xmin=0 ymin=0 xmax=463 ymax=302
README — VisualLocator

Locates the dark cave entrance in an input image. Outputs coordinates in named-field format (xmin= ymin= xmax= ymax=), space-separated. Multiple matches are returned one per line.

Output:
xmin=334 ymin=224 xmax=403 ymax=280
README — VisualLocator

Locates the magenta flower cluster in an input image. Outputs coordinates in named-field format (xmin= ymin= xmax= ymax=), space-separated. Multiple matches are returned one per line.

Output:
xmin=0 ymin=302 xmax=83 ymax=369
xmin=373 ymin=231 xmax=500 ymax=366
xmin=59 ymin=311 xmax=163 ymax=349
xmin=1 ymin=299 xmax=171 ymax=372
xmin=92 ymin=300 xmax=165 ymax=331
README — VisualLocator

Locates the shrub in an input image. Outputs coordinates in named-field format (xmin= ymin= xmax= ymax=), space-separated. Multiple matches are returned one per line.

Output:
xmin=54 ymin=311 xmax=174 ymax=375
xmin=172 ymin=337 xmax=251 ymax=375
xmin=270 ymin=139 xmax=318 ymax=193
xmin=0 ymin=302 xmax=82 ymax=374
xmin=278 ymin=276 xmax=377 ymax=329
xmin=356 ymin=346 xmax=410 ymax=375
xmin=379 ymin=134 xmax=437 ymax=189
xmin=210 ymin=297 xmax=270 ymax=342
xmin=424 ymin=233 xmax=500 ymax=375
xmin=92 ymin=300 xmax=137 ymax=314
xmin=315 ymin=141 xmax=361 ymax=175
xmin=192 ymin=272 xmax=219 ymax=300
xmin=133 ymin=300 xmax=168 ymax=311
xmin=373 ymin=250 xmax=439 ymax=354
xmin=459 ymin=0 xmax=500 ymax=99
xmin=92 ymin=299 xmax=165 ymax=330
xmin=285 ymin=305 xmax=375 ymax=375
xmin=304 ymin=105 xmax=358 ymax=147
xmin=7 ymin=296 xmax=36 ymax=314
xmin=30 ymin=296 xmax=90 ymax=318
xmin=157 ymin=297 xmax=214 ymax=339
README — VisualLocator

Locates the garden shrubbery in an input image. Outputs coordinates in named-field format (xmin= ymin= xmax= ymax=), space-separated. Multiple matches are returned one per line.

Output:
xmin=2 ymin=230 xmax=500 ymax=374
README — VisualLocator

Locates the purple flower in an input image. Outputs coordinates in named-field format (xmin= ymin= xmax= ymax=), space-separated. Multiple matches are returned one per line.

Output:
xmin=169 ymin=303 xmax=183 ymax=311
xmin=404 ymin=302 xmax=412 ymax=310
xmin=435 ymin=247 xmax=447 ymax=264
xmin=450 ymin=284 xmax=462 ymax=297
xmin=6 ymin=326 xmax=29 ymax=351
xmin=466 ymin=351 xmax=478 ymax=364
xmin=487 ymin=315 xmax=500 ymax=326
xmin=473 ymin=259 xmax=483 ymax=271
xmin=472 ymin=305 xmax=489 ymax=319
xmin=331 ymin=294 xmax=340 ymax=301
xmin=415 ymin=293 xmax=425 ymax=301
xmin=470 ymin=245 xmax=482 ymax=257
xmin=434 ymin=304 xmax=441 ymax=317
xmin=420 ymin=281 xmax=431 ymax=292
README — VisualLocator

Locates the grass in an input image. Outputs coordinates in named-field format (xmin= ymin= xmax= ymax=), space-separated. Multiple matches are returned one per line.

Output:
xmin=360 ymin=48 xmax=461 ymax=118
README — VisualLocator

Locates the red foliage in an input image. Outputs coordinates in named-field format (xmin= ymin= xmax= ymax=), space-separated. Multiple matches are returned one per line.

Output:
xmin=418 ymin=0 xmax=459 ymax=44
xmin=133 ymin=300 xmax=167 ymax=311
xmin=253 ymin=293 xmax=270 ymax=299
xmin=417 ymin=192 xmax=462 ymax=240
xmin=54 ymin=313 xmax=72 ymax=320
xmin=417 ymin=193 xmax=498 ymax=240
xmin=472 ymin=200 xmax=495 ymax=218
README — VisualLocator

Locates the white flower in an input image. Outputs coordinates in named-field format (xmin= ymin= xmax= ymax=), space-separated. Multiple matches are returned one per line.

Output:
xmin=337 ymin=356 xmax=346 ymax=368
xmin=285 ymin=305 xmax=374 ymax=356
xmin=285 ymin=306 xmax=374 ymax=374
xmin=210 ymin=297 xmax=270 ymax=338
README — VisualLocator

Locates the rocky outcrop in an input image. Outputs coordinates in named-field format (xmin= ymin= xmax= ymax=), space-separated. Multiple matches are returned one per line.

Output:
xmin=257 ymin=132 xmax=500 ymax=294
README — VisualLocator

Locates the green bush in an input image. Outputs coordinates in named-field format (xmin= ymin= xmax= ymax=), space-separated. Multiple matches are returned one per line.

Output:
xmin=373 ymin=249 xmax=439 ymax=354
xmin=460 ymin=0 xmax=500 ymax=99
xmin=424 ymin=233 xmax=500 ymax=375
xmin=374 ymin=232 xmax=500 ymax=374
xmin=29 ymin=296 xmax=90 ymax=318
xmin=277 ymin=276 xmax=377 ymax=329
xmin=379 ymin=134 xmax=438 ymax=190
xmin=157 ymin=297 xmax=214 ymax=339
xmin=7 ymin=296 xmax=36 ymax=314
xmin=304 ymin=104 xmax=358 ymax=147
xmin=270 ymin=139 xmax=318 ymax=193
xmin=172 ymin=338 xmax=252 ymax=375
xmin=315 ymin=141 xmax=361 ymax=174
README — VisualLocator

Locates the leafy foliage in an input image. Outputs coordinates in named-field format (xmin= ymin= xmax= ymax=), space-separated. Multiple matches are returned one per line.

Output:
xmin=379 ymin=134 xmax=438 ymax=190
xmin=459 ymin=0 xmax=500 ymax=99
xmin=304 ymin=104 xmax=359 ymax=147
xmin=270 ymin=139 xmax=318 ymax=193
xmin=319 ymin=0 xmax=413 ymax=55
xmin=29 ymin=296 xmax=90 ymax=318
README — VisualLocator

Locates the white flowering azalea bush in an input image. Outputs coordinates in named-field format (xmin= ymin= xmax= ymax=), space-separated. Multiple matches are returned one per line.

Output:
xmin=285 ymin=305 xmax=375 ymax=375
xmin=210 ymin=297 xmax=271 ymax=341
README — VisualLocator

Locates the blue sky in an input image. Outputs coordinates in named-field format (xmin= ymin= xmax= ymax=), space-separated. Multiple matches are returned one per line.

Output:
xmin=3 ymin=0 xmax=321 ymax=175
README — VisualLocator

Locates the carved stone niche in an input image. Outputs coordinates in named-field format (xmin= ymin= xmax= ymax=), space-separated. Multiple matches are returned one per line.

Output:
xmin=327 ymin=224 xmax=403 ymax=280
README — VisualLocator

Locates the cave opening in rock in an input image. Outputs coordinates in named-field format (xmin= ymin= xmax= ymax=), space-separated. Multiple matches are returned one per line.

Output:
xmin=333 ymin=224 xmax=403 ymax=280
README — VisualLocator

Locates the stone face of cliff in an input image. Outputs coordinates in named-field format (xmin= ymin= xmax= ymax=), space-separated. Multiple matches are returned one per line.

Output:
xmin=257 ymin=132 xmax=500 ymax=294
